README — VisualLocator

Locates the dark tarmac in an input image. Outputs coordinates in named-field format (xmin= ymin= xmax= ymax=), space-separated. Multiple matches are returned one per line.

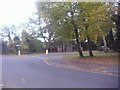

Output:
xmin=2 ymin=53 xmax=118 ymax=88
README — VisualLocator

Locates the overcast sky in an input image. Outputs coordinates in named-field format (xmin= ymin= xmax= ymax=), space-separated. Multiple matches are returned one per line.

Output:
xmin=0 ymin=0 xmax=37 ymax=27
xmin=0 ymin=1 xmax=37 ymax=41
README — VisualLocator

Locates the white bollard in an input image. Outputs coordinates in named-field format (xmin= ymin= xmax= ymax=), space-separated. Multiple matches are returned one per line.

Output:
xmin=18 ymin=50 xmax=21 ymax=55
xmin=46 ymin=50 xmax=48 ymax=54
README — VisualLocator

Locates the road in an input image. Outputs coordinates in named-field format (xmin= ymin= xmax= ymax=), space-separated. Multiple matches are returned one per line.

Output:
xmin=2 ymin=53 xmax=118 ymax=88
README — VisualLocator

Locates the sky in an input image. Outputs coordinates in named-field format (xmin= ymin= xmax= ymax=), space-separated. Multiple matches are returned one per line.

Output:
xmin=0 ymin=0 xmax=38 ymax=41
xmin=0 ymin=0 xmax=37 ymax=27
xmin=0 ymin=0 xmax=47 ymax=42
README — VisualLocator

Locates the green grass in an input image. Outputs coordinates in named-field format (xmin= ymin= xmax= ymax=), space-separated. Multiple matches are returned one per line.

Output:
xmin=64 ymin=52 xmax=118 ymax=58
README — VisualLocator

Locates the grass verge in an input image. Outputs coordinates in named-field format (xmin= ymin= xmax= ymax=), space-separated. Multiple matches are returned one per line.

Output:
xmin=64 ymin=52 xmax=118 ymax=58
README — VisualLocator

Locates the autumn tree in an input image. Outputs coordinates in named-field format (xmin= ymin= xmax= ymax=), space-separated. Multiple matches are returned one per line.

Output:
xmin=111 ymin=2 xmax=120 ymax=51
xmin=33 ymin=2 xmax=56 ymax=51
xmin=42 ymin=2 xmax=84 ymax=57
xmin=43 ymin=2 xmax=113 ymax=56
xmin=34 ymin=2 xmax=116 ymax=56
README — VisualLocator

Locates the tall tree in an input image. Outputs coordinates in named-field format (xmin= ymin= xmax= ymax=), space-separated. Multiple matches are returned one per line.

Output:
xmin=13 ymin=36 xmax=20 ymax=53
xmin=111 ymin=2 xmax=120 ymax=51
xmin=20 ymin=30 xmax=44 ymax=53
xmin=0 ymin=25 xmax=19 ymax=53
xmin=34 ymin=2 xmax=115 ymax=56
xmin=34 ymin=2 xmax=56 ymax=51
xmin=43 ymin=2 xmax=84 ymax=57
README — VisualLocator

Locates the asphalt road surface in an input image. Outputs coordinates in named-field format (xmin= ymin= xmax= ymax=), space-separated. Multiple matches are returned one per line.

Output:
xmin=2 ymin=53 xmax=118 ymax=88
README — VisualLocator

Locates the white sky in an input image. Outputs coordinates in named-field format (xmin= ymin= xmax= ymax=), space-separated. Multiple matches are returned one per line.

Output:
xmin=0 ymin=0 xmax=38 ymax=41
xmin=0 ymin=0 xmax=37 ymax=27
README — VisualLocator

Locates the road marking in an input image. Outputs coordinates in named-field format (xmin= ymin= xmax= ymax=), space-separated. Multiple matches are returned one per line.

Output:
xmin=31 ymin=56 xmax=48 ymax=60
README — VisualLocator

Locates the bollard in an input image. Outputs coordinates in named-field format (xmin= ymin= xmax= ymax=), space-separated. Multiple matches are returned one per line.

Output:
xmin=18 ymin=50 xmax=21 ymax=55
xmin=46 ymin=50 xmax=48 ymax=54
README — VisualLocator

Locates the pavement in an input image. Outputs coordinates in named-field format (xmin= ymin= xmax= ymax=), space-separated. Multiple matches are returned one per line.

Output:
xmin=41 ymin=51 xmax=119 ymax=77
xmin=45 ymin=58 xmax=119 ymax=77
xmin=1 ymin=52 xmax=118 ymax=88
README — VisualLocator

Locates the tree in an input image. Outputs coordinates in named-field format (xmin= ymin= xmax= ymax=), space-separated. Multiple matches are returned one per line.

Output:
xmin=31 ymin=2 xmax=56 ymax=51
xmin=49 ymin=2 xmax=112 ymax=56
xmin=34 ymin=2 xmax=115 ymax=57
xmin=78 ymin=2 xmax=114 ymax=55
xmin=20 ymin=30 xmax=44 ymax=53
xmin=98 ymin=3 xmax=115 ymax=52
xmin=116 ymin=2 xmax=120 ymax=51
xmin=1 ymin=39 xmax=8 ymax=54
xmin=0 ymin=25 xmax=19 ymax=53
xmin=111 ymin=2 xmax=120 ymax=51
xmin=13 ymin=36 xmax=20 ymax=54
xmin=41 ymin=2 xmax=84 ymax=57
xmin=106 ymin=28 xmax=115 ymax=50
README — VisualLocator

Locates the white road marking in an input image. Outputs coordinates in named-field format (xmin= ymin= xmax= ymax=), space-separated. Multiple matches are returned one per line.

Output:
xmin=31 ymin=56 xmax=48 ymax=60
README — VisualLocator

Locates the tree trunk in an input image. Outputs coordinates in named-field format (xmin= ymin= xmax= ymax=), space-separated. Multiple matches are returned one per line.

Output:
xmin=46 ymin=42 xmax=50 ymax=51
xmin=87 ymin=36 xmax=93 ymax=57
xmin=103 ymin=35 xmax=108 ymax=53
xmin=50 ymin=47 xmax=52 ymax=52
xmin=46 ymin=30 xmax=52 ymax=51
xmin=74 ymin=26 xmax=83 ymax=57
xmin=62 ymin=43 xmax=65 ymax=52
xmin=70 ymin=11 xmax=83 ymax=57
xmin=108 ymin=29 xmax=114 ymax=50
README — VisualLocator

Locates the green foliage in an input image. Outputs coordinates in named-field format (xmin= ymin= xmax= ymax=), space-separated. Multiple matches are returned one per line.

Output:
xmin=1 ymin=39 xmax=8 ymax=54
xmin=111 ymin=2 xmax=120 ymax=51
xmin=39 ymin=2 xmax=114 ymax=43
xmin=20 ymin=30 xmax=45 ymax=54
xmin=20 ymin=30 xmax=29 ymax=50
xmin=78 ymin=3 xmax=114 ymax=42
xmin=35 ymin=2 xmax=117 ymax=56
